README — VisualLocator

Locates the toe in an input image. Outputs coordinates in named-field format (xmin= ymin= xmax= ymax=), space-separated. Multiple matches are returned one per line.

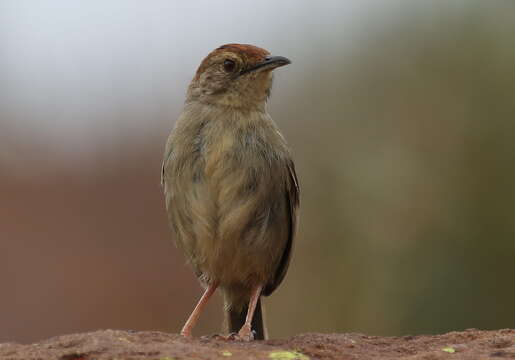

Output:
xmin=237 ymin=325 xmax=254 ymax=342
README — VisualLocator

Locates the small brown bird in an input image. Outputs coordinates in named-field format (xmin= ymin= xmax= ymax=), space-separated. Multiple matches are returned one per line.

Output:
xmin=161 ymin=44 xmax=299 ymax=341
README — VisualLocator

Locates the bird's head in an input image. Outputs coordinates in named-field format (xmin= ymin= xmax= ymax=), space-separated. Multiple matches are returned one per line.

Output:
xmin=187 ymin=44 xmax=291 ymax=110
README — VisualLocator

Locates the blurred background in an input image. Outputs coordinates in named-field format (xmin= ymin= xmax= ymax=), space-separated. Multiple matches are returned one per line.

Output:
xmin=1 ymin=0 xmax=515 ymax=343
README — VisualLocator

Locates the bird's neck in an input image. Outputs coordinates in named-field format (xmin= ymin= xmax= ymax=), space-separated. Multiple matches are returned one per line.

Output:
xmin=184 ymin=98 xmax=268 ymax=119
xmin=186 ymin=82 xmax=270 ymax=112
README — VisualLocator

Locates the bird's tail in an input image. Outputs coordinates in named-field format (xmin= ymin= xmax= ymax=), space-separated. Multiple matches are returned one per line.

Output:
xmin=226 ymin=298 xmax=267 ymax=340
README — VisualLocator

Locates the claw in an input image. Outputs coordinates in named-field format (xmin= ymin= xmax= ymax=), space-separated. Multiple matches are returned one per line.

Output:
xmin=237 ymin=324 xmax=254 ymax=342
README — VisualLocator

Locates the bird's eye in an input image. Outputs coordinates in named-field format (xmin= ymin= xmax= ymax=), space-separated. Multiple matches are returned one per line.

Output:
xmin=223 ymin=59 xmax=236 ymax=73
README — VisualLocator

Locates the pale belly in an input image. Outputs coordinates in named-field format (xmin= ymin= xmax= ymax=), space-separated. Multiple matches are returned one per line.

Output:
xmin=183 ymin=162 xmax=289 ymax=290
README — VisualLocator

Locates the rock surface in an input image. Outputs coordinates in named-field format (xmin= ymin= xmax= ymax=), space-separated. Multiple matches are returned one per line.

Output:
xmin=0 ymin=329 xmax=514 ymax=359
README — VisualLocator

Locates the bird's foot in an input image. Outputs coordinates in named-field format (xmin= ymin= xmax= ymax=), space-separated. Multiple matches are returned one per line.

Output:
xmin=180 ymin=330 xmax=193 ymax=338
xmin=209 ymin=327 xmax=254 ymax=342
xmin=236 ymin=324 xmax=254 ymax=341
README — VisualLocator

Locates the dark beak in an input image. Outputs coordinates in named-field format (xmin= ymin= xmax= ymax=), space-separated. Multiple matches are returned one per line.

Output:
xmin=239 ymin=55 xmax=291 ymax=76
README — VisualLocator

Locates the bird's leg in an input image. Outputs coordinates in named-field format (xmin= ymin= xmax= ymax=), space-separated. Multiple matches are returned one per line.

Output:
xmin=180 ymin=282 xmax=218 ymax=337
xmin=237 ymin=284 xmax=263 ymax=341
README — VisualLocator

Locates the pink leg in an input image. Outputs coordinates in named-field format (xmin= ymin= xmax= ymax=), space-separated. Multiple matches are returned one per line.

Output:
xmin=237 ymin=285 xmax=263 ymax=341
xmin=180 ymin=282 xmax=218 ymax=337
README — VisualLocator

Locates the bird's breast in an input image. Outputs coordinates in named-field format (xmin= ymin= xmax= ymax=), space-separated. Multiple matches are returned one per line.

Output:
xmin=165 ymin=109 xmax=291 ymax=288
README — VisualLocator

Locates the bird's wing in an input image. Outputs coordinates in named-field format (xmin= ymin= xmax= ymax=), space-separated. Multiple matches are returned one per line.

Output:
xmin=161 ymin=138 xmax=173 ymax=188
xmin=263 ymin=159 xmax=300 ymax=296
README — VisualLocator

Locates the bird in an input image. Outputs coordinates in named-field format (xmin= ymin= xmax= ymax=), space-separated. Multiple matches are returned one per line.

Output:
xmin=161 ymin=43 xmax=299 ymax=341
